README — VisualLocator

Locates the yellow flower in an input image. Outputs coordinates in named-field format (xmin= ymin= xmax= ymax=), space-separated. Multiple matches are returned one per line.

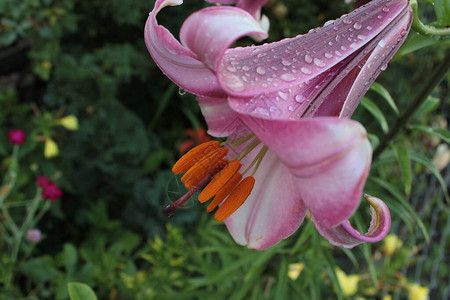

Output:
xmin=335 ymin=267 xmax=360 ymax=297
xmin=407 ymin=283 xmax=429 ymax=300
xmin=287 ymin=263 xmax=304 ymax=280
xmin=383 ymin=295 xmax=392 ymax=300
xmin=381 ymin=234 xmax=403 ymax=256
xmin=44 ymin=138 xmax=59 ymax=158
xmin=58 ymin=115 xmax=79 ymax=131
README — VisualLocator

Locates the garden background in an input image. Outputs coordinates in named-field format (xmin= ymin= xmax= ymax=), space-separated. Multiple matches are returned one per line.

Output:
xmin=0 ymin=0 xmax=449 ymax=299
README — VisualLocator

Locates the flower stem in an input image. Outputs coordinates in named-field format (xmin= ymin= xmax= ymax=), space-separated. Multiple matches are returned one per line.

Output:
xmin=410 ymin=0 xmax=450 ymax=38
xmin=373 ymin=49 xmax=450 ymax=160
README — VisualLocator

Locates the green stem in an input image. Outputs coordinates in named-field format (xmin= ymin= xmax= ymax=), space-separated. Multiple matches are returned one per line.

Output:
xmin=410 ymin=0 xmax=450 ymax=37
xmin=373 ymin=49 xmax=450 ymax=160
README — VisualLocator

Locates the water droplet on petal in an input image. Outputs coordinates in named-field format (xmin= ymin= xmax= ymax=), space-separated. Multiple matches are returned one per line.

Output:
xmin=314 ymin=58 xmax=326 ymax=67
xmin=300 ymin=67 xmax=312 ymax=75
xmin=357 ymin=34 xmax=366 ymax=40
xmin=325 ymin=53 xmax=333 ymax=58
xmin=335 ymin=50 xmax=342 ymax=56
xmin=366 ymin=26 xmax=372 ymax=31
xmin=400 ymin=29 xmax=407 ymax=36
xmin=256 ymin=67 xmax=266 ymax=75
xmin=281 ymin=73 xmax=296 ymax=81
xmin=378 ymin=39 xmax=386 ymax=48
xmin=281 ymin=58 xmax=291 ymax=66
xmin=288 ymin=105 xmax=294 ymax=111
xmin=223 ymin=75 xmax=244 ymax=92
xmin=295 ymin=94 xmax=305 ymax=103
xmin=178 ymin=88 xmax=186 ymax=95
xmin=380 ymin=63 xmax=388 ymax=71
xmin=343 ymin=18 xmax=352 ymax=24
xmin=353 ymin=22 xmax=362 ymax=30
xmin=382 ymin=6 xmax=390 ymax=12
xmin=226 ymin=66 xmax=237 ymax=72
xmin=377 ymin=14 xmax=383 ymax=19
xmin=257 ymin=52 xmax=266 ymax=58
xmin=278 ymin=90 xmax=289 ymax=101
xmin=304 ymin=55 xmax=313 ymax=64
xmin=242 ymin=65 xmax=250 ymax=71
xmin=340 ymin=46 xmax=347 ymax=51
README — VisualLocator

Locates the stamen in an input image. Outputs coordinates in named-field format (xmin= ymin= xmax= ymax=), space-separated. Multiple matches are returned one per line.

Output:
xmin=198 ymin=160 xmax=241 ymax=203
xmin=181 ymin=147 xmax=229 ymax=189
xmin=242 ymin=146 xmax=268 ymax=176
xmin=234 ymin=138 xmax=261 ymax=161
xmin=172 ymin=141 xmax=220 ymax=174
xmin=220 ymin=133 xmax=255 ymax=147
xmin=215 ymin=176 xmax=255 ymax=222
xmin=207 ymin=172 xmax=243 ymax=213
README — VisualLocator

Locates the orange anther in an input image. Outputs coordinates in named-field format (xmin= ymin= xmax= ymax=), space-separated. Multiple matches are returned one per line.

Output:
xmin=214 ymin=176 xmax=255 ymax=222
xmin=206 ymin=172 xmax=242 ymax=213
xmin=172 ymin=141 xmax=220 ymax=175
xmin=198 ymin=160 xmax=241 ymax=203
xmin=181 ymin=147 xmax=229 ymax=188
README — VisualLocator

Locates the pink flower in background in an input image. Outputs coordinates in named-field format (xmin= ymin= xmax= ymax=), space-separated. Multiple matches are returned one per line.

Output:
xmin=8 ymin=129 xmax=26 ymax=145
xmin=26 ymin=229 xmax=42 ymax=243
xmin=146 ymin=0 xmax=412 ymax=249
xmin=36 ymin=176 xmax=51 ymax=188
xmin=42 ymin=183 xmax=62 ymax=202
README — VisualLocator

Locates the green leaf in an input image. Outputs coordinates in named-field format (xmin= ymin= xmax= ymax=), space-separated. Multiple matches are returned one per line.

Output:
xmin=62 ymin=243 xmax=78 ymax=275
xmin=413 ymin=96 xmax=440 ymax=118
xmin=409 ymin=152 xmax=450 ymax=203
xmin=434 ymin=0 xmax=450 ymax=26
xmin=21 ymin=256 xmax=61 ymax=282
xmin=394 ymin=33 xmax=450 ymax=60
xmin=410 ymin=125 xmax=450 ymax=144
xmin=391 ymin=144 xmax=412 ymax=195
xmin=370 ymin=82 xmax=399 ymax=115
xmin=274 ymin=256 xmax=288 ymax=300
xmin=68 ymin=282 xmax=97 ymax=300
xmin=361 ymin=97 xmax=389 ymax=133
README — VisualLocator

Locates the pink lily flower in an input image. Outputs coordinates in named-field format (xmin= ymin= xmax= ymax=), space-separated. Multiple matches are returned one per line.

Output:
xmin=145 ymin=0 xmax=412 ymax=249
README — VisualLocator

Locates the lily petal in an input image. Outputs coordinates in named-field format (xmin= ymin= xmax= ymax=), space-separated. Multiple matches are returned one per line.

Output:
xmin=217 ymin=0 xmax=410 ymax=108
xmin=314 ymin=195 xmax=391 ymax=248
xmin=234 ymin=116 xmax=372 ymax=228
xmin=197 ymin=96 xmax=242 ymax=137
xmin=180 ymin=6 xmax=268 ymax=71
xmin=225 ymin=149 xmax=307 ymax=250
xmin=144 ymin=0 xmax=223 ymax=96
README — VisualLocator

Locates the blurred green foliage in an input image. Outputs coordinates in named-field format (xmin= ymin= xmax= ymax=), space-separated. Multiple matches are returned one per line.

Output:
xmin=0 ymin=0 xmax=449 ymax=299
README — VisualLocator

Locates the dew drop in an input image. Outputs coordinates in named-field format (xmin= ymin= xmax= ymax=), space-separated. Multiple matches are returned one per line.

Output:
xmin=269 ymin=106 xmax=277 ymax=112
xmin=380 ymin=63 xmax=388 ymax=71
xmin=377 ymin=14 xmax=383 ymax=19
xmin=242 ymin=65 xmax=250 ymax=71
xmin=281 ymin=58 xmax=291 ymax=66
xmin=325 ymin=53 xmax=333 ymax=58
xmin=226 ymin=66 xmax=237 ymax=72
xmin=335 ymin=50 xmax=342 ymax=56
xmin=314 ymin=58 xmax=326 ymax=67
xmin=378 ymin=39 xmax=386 ymax=48
xmin=340 ymin=45 xmax=347 ymax=51
xmin=333 ymin=26 xmax=339 ymax=31
xmin=178 ymin=88 xmax=186 ymax=96
xmin=342 ymin=18 xmax=352 ymax=24
xmin=353 ymin=22 xmax=362 ymax=30
xmin=288 ymin=105 xmax=294 ymax=111
xmin=300 ymin=67 xmax=312 ymax=75
xmin=257 ymin=52 xmax=267 ymax=58
xmin=366 ymin=26 xmax=372 ymax=31
xmin=382 ymin=6 xmax=389 ymax=12
xmin=256 ymin=67 xmax=266 ymax=75
xmin=324 ymin=20 xmax=335 ymax=26
xmin=295 ymin=94 xmax=305 ymax=103
xmin=400 ymin=29 xmax=407 ymax=36
xmin=357 ymin=34 xmax=366 ymax=40
xmin=304 ymin=55 xmax=313 ymax=63
xmin=281 ymin=73 xmax=296 ymax=81
xmin=328 ymin=41 xmax=333 ymax=46
xmin=278 ymin=90 xmax=289 ymax=101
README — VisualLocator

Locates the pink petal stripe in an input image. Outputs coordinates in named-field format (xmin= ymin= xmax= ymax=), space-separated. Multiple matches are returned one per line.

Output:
xmin=144 ymin=0 xmax=224 ymax=97
xmin=180 ymin=6 xmax=268 ymax=72
xmin=197 ymin=96 xmax=242 ymax=137
xmin=314 ymin=195 xmax=391 ymax=248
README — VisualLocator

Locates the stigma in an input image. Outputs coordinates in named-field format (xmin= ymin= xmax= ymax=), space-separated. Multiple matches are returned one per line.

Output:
xmin=165 ymin=137 xmax=266 ymax=222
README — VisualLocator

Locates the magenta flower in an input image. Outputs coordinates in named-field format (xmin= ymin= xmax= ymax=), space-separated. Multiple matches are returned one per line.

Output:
xmin=36 ymin=176 xmax=51 ymax=188
xmin=42 ymin=183 xmax=62 ymax=202
xmin=26 ymin=229 xmax=42 ymax=243
xmin=8 ymin=129 xmax=26 ymax=145
xmin=146 ymin=0 xmax=412 ymax=249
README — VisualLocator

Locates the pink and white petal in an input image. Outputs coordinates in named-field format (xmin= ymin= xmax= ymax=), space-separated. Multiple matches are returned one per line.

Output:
xmin=144 ymin=0 xmax=224 ymax=97
xmin=314 ymin=195 xmax=391 ymax=248
xmin=197 ymin=96 xmax=242 ymax=137
xmin=180 ymin=6 xmax=268 ymax=72
xmin=217 ymin=0 xmax=409 ymax=97
xmin=234 ymin=116 xmax=372 ymax=228
xmin=237 ymin=0 xmax=269 ymax=20
xmin=225 ymin=149 xmax=307 ymax=250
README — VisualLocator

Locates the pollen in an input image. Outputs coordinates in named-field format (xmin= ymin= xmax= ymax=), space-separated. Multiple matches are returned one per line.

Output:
xmin=181 ymin=147 xmax=229 ymax=188
xmin=172 ymin=141 xmax=220 ymax=174
xmin=214 ymin=176 xmax=255 ymax=222
xmin=206 ymin=172 xmax=243 ymax=212
xmin=198 ymin=159 xmax=241 ymax=203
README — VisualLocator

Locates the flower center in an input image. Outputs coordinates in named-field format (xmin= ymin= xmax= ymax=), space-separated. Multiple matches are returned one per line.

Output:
xmin=164 ymin=136 xmax=267 ymax=222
